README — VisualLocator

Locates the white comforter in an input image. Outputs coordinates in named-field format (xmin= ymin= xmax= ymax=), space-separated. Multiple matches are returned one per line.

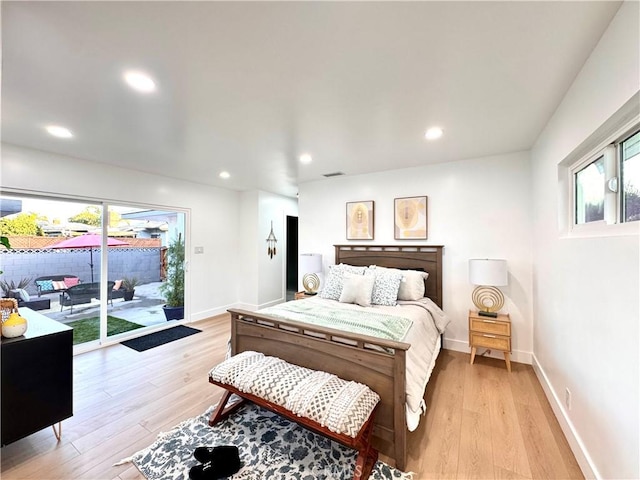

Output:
xmin=289 ymin=296 xmax=450 ymax=431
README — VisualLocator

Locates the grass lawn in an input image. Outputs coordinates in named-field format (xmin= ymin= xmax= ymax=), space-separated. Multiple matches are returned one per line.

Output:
xmin=67 ymin=315 xmax=145 ymax=345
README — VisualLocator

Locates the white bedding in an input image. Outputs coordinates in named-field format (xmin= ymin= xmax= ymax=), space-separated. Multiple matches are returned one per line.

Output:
xmin=275 ymin=295 xmax=450 ymax=431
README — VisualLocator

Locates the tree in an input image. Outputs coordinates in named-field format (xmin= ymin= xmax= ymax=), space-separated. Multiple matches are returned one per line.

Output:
xmin=0 ymin=212 xmax=43 ymax=236
xmin=69 ymin=206 xmax=102 ymax=226
xmin=624 ymin=183 xmax=640 ymax=222
xmin=160 ymin=233 xmax=185 ymax=307
xmin=68 ymin=207 xmax=121 ymax=227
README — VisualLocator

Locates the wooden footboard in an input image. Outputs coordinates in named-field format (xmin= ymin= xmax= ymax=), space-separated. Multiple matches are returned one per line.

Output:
xmin=228 ymin=308 xmax=410 ymax=471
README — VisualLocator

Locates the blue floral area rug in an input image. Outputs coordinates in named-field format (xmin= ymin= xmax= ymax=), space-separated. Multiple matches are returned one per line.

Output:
xmin=120 ymin=402 xmax=412 ymax=479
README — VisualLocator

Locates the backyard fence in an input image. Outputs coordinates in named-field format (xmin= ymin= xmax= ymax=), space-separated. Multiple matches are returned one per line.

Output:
xmin=0 ymin=236 xmax=162 ymax=296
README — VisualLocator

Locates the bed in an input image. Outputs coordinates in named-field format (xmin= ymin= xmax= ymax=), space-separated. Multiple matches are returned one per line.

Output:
xmin=227 ymin=244 xmax=445 ymax=470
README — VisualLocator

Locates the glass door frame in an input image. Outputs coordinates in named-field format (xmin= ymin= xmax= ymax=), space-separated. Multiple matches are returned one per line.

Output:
xmin=0 ymin=188 xmax=189 ymax=355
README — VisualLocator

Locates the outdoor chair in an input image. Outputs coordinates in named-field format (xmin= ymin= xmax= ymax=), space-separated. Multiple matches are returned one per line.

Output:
xmin=59 ymin=281 xmax=116 ymax=313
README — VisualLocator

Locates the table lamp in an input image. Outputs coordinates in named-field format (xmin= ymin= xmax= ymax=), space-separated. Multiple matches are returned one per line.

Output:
xmin=299 ymin=253 xmax=322 ymax=295
xmin=468 ymin=259 xmax=507 ymax=317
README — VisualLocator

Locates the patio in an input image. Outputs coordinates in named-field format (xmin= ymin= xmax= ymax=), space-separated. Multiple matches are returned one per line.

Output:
xmin=34 ymin=281 xmax=167 ymax=328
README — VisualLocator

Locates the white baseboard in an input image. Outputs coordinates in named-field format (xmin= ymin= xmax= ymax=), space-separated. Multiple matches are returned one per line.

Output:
xmin=444 ymin=337 xmax=532 ymax=365
xmin=190 ymin=302 xmax=240 ymax=321
xmin=531 ymin=355 xmax=598 ymax=479
xmin=197 ymin=298 xmax=285 ymax=318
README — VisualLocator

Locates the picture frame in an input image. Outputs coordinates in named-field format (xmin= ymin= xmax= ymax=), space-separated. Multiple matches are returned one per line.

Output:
xmin=346 ymin=201 xmax=374 ymax=240
xmin=394 ymin=196 xmax=428 ymax=240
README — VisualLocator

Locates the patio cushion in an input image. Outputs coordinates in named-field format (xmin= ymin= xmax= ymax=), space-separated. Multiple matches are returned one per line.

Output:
xmin=64 ymin=277 xmax=79 ymax=287
xmin=36 ymin=279 xmax=54 ymax=291
xmin=11 ymin=289 xmax=30 ymax=302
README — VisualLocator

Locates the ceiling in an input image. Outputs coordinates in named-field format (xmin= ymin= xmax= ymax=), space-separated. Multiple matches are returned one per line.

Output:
xmin=2 ymin=1 xmax=621 ymax=198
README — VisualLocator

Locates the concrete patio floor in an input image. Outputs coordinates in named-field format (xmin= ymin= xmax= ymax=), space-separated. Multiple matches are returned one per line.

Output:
xmin=38 ymin=282 xmax=169 ymax=327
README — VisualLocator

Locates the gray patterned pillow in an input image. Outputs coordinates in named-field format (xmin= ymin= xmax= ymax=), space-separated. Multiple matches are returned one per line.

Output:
xmin=365 ymin=269 xmax=403 ymax=306
xmin=368 ymin=266 xmax=428 ymax=301
xmin=319 ymin=264 xmax=366 ymax=301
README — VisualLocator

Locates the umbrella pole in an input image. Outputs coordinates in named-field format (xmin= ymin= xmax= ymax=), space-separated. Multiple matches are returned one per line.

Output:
xmin=89 ymin=248 xmax=94 ymax=283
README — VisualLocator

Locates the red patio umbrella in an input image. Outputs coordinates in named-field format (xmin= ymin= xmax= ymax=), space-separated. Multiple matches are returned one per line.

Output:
xmin=49 ymin=233 xmax=128 ymax=283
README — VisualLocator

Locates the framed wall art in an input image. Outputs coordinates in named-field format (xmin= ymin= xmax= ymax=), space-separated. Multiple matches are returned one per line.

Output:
xmin=394 ymin=196 xmax=428 ymax=240
xmin=346 ymin=201 xmax=374 ymax=240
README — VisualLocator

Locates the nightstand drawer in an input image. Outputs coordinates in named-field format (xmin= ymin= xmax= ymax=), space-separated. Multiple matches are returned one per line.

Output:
xmin=470 ymin=332 xmax=510 ymax=351
xmin=469 ymin=318 xmax=510 ymax=336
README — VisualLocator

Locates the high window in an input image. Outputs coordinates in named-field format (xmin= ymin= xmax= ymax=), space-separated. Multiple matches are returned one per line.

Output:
xmin=574 ymin=154 xmax=605 ymax=224
xmin=621 ymin=130 xmax=640 ymax=222
xmin=559 ymin=93 xmax=639 ymax=236
xmin=570 ymin=127 xmax=640 ymax=229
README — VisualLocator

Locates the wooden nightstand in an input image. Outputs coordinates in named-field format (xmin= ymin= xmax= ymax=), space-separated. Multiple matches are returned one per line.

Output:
xmin=294 ymin=291 xmax=315 ymax=300
xmin=469 ymin=310 xmax=511 ymax=372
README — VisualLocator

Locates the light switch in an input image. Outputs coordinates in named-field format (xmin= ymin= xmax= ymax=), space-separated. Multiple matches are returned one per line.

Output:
xmin=194 ymin=246 xmax=204 ymax=254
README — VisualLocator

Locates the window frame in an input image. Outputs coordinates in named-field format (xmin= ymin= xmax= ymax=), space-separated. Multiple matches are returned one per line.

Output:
xmin=619 ymin=129 xmax=640 ymax=223
xmin=559 ymin=100 xmax=640 ymax=239
xmin=571 ymin=151 xmax=607 ymax=227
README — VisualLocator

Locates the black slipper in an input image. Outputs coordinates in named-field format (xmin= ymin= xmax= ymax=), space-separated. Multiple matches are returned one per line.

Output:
xmin=193 ymin=445 xmax=240 ymax=465
xmin=191 ymin=446 xmax=241 ymax=478
xmin=188 ymin=459 xmax=242 ymax=480
xmin=188 ymin=461 xmax=218 ymax=480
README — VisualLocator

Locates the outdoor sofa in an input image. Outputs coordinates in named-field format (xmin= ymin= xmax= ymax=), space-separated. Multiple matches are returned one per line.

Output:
xmin=34 ymin=275 xmax=79 ymax=297
xmin=59 ymin=281 xmax=124 ymax=313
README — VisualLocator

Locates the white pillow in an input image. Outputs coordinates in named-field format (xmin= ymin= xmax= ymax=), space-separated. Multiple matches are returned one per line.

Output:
xmin=12 ymin=288 xmax=30 ymax=302
xmin=398 ymin=270 xmax=429 ymax=301
xmin=319 ymin=264 xmax=366 ymax=301
xmin=339 ymin=273 xmax=375 ymax=307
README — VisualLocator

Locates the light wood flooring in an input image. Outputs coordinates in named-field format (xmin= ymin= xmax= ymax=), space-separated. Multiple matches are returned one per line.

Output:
xmin=0 ymin=314 xmax=583 ymax=479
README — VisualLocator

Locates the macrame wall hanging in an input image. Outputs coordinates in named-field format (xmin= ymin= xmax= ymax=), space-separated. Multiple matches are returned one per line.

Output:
xmin=266 ymin=221 xmax=277 ymax=259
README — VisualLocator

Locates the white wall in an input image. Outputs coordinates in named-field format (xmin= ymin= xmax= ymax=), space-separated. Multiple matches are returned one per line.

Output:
xmin=1 ymin=143 xmax=242 ymax=321
xmin=258 ymin=191 xmax=298 ymax=306
xmin=298 ymin=151 xmax=533 ymax=363
xmin=237 ymin=190 xmax=298 ymax=310
xmin=238 ymin=190 xmax=260 ymax=306
xmin=530 ymin=2 xmax=639 ymax=479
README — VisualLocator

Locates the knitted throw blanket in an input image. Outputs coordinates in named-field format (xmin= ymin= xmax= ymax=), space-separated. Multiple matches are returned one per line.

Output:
xmin=260 ymin=301 xmax=412 ymax=342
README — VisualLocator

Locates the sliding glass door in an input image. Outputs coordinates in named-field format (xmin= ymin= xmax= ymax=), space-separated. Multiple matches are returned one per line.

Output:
xmin=105 ymin=205 xmax=186 ymax=340
xmin=0 ymin=193 xmax=187 ymax=351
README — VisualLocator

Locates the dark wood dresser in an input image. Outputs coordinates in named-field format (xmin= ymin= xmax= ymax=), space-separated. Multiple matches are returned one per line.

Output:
xmin=1 ymin=308 xmax=73 ymax=446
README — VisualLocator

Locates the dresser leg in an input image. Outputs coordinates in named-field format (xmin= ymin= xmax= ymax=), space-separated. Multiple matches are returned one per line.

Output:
xmin=52 ymin=422 xmax=62 ymax=441
xmin=504 ymin=352 xmax=512 ymax=372
xmin=470 ymin=347 xmax=477 ymax=365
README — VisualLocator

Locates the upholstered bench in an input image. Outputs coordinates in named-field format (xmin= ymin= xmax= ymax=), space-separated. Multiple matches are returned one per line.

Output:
xmin=208 ymin=351 xmax=381 ymax=480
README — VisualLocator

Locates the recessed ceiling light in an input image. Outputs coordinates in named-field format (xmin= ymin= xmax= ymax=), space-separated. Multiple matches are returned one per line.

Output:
xmin=425 ymin=127 xmax=444 ymax=140
xmin=45 ymin=125 xmax=73 ymax=138
xmin=124 ymin=71 xmax=156 ymax=93
xmin=219 ymin=171 xmax=230 ymax=179
xmin=299 ymin=153 xmax=313 ymax=164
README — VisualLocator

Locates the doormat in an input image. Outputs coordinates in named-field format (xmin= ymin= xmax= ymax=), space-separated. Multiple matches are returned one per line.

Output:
xmin=121 ymin=325 xmax=202 ymax=352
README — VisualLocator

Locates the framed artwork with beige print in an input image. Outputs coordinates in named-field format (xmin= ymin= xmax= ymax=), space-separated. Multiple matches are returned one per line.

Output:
xmin=346 ymin=201 xmax=374 ymax=240
xmin=394 ymin=196 xmax=428 ymax=240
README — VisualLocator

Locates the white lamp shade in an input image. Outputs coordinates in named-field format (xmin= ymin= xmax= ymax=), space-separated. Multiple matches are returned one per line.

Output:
xmin=299 ymin=253 xmax=322 ymax=274
xmin=469 ymin=259 xmax=507 ymax=286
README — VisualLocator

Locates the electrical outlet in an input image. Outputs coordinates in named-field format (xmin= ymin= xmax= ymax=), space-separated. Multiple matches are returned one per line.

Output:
xmin=194 ymin=246 xmax=204 ymax=254
xmin=565 ymin=387 xmax=572 ymax=411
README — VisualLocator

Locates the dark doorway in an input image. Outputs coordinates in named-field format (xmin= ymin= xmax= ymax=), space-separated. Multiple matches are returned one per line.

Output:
xmin=286 ymin=216 xmax=299 ymax=293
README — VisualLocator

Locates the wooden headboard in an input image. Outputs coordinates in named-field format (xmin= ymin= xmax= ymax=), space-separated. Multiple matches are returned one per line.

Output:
xmin=334 ymin=244 xmax=444 ymax=308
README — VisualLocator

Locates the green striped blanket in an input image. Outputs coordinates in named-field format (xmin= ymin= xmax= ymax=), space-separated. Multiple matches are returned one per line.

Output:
xmin=260 ymin=300 xmax=412 ymax=342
